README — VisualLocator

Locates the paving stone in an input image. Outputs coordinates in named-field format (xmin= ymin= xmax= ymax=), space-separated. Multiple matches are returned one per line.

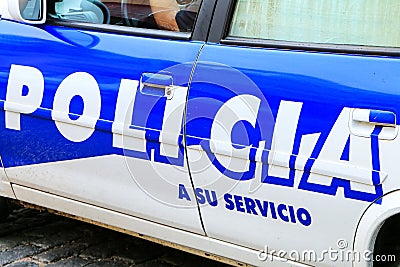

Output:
xmin=110 ymin=242 xmax=167 ymax=265
xmin=22 ymin=221 xmax=70 ymax=238
xmin=0 ymin=244 xmax=41 ymax=265
xmin=85 ymin=259 xmax=134 ymax=267
xmin=33 ymin=242 xmax=87 ymax=263
xmin=46 ymin=257 xmax=93 ymax=267
xmin=81 ymin=233 xmax=160 ymax=264
xmin=135 ymin=259 xmax=175 ymax=267
xmin=28 ymin=224 xmax=89 ymax=251
xmin=0 ymin=235 xmax=30 ymax=252
xmin=160 ymin=250 xmax=228 ymax=267
xmin=80 ymin=241 xmax=120 ymax=259
xmin=4 ymin=261 xmax=40 ymax=267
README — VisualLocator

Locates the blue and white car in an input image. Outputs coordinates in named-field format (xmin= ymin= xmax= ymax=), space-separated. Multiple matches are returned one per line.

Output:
xmin=1 ymin=0 xmax=400 ymax=266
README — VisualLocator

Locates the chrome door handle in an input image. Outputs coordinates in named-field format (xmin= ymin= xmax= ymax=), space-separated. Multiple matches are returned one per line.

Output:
xmin=140 ymin=73 xmax=174 ymax=100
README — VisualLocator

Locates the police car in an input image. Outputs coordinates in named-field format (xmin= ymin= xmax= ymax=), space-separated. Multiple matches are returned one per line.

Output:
xmin=0 ymin=0 xmax=399 ymax=266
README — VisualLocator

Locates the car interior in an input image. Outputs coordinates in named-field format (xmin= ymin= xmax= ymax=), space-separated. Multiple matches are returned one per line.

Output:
xmin=47 ymin=0 xmax=198 ymax=31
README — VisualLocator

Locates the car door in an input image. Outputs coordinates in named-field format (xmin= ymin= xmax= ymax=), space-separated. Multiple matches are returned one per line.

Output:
xmin=0 ymin=0 xmax=212 ymax=234
xmin=186 ymin=0 xmax=400 ymax=265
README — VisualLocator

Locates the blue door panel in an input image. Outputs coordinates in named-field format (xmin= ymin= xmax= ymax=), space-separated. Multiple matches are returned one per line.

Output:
xmin=188 ymin=46 xmax=400 ymax=142
xmin=0 ymin=19 xmax=206 ymax=235
xmin=185 ymin=43 xmax=400 ymax=253
xmin=0 ymin=21 xmax=202 ymax=167
xmin=187 ymin=44 xmax=400 ymax=200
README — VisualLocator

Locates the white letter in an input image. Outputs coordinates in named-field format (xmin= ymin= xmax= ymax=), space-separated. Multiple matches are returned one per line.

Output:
xmin=159 ymin=86 xmax=187 ymax=158
xmin=52 ymin=72 xmax=101 ymax=142
xmin=5 ymin=64 xmax=44 ymax=130
xmin=210 ymin=94 xmax=261 ymax=173
xmin=268 ymin=101 xmax=302 ymax=178
xmin=112 ymin=79 xmax=146 ymax=151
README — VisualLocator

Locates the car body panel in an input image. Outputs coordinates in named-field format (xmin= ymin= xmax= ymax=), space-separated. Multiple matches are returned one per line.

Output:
xmin=186 ymin=43 xmax=400 ymax=266
xmin=0 ymin=20 xmax=205 ymax=234
xmin=1 ymin=0 xmax=400 ymax=266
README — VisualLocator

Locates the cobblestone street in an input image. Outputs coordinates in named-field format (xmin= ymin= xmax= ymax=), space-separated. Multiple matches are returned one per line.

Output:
xmin=0 ymin=207 xmax=230 ymax=267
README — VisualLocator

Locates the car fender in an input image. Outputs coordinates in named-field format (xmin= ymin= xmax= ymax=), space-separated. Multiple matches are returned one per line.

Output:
xmin=353 ymin=190 xmax=400 ymax=267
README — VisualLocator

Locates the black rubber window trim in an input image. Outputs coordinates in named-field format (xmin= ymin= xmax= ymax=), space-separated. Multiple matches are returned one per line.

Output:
xmin=222 ymin=37 xmax=400 ymax=57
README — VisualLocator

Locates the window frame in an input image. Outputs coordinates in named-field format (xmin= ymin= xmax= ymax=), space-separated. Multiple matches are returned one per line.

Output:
xmin=46 ymin=0 xmax=217 ymax=42
xmin=208 ymin=0 xmax=400 ymax=56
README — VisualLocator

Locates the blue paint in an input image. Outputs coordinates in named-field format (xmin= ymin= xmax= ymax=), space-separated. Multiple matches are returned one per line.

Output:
xmin=178 ymin=184 xmax=191 ymax=201
xmin=68 ymin=95 xmax=84 ymax=119
xmin=21 ymin=85 xmax=29 ymax=96
xmin=371 ymin=126 xmax=384 ymax=205
xmin=369 ymin=110 xmax=396 ymax=125
xmin=0 ymin=20 xmax=202 ymax=168
xmin=341 ymin=136 xmax=350 ymax=161
xmin=223 ymin=193 xmax=312 ymax=226
xmin=187 ymin=43 xmax=399 ymax=203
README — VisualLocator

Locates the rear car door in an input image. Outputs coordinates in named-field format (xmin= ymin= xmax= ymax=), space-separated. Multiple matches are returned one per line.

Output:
xmin=186 ymin=0 xmax=400 ymax=265
xmin=0 ymin=0 xmax=211 ymax=234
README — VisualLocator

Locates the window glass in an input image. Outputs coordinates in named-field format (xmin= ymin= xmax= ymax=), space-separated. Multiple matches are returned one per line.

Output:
xmin=48 ymin=0 xmax=201 ymax=32
xmin=229 ymin=0 xmax=400 ymax=48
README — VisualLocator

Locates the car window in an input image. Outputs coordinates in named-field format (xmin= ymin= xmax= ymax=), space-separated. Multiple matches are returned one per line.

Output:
xmin=228 ymin=0 xmax=400 ymax=48
xmin=47 ymin=0 xmax=202 ymax=33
